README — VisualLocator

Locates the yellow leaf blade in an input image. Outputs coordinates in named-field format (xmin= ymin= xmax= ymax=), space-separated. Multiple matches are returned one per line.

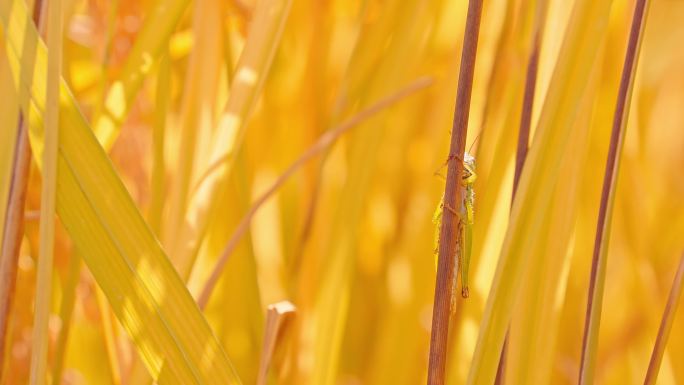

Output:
xmin=0 ymin=1 xmax=241 ymax=383
xmin=466 ymin=1 xmax=614 ymax=383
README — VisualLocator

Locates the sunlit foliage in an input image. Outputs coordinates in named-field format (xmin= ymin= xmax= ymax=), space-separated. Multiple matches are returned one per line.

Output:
xmin=1 ymin=0 xmax=683 ymax=384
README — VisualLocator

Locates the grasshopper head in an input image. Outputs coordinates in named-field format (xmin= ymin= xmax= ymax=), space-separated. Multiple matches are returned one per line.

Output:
xmin=462 ymin=152 xmax=476 ymax=185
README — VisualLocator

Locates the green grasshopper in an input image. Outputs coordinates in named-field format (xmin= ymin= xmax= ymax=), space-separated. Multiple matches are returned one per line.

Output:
xmin=433 ymin=152 xmax=476 ymax=304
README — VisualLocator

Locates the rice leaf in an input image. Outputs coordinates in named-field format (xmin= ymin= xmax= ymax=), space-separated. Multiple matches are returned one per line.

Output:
xmin=466 ymin=1 xmax=614 ymax=383
xmin=0 ymin=1 xmax=241 ymax=383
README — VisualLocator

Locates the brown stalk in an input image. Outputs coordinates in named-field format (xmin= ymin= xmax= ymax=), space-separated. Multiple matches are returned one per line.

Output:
xmin=579 ymin=0 xmax=650 ymax=383
xmin=494 ymin=1 xmax=548 ymax=383
xmin=427 ymin=0 xmax=483 ymax=384
xmin=256 ymin=301 xmax=296 ymax=385
xmin=0 ymin=119 xmax=32 ymax=379
xmin=643 ymin=251 xmax=684 ymax=385
xmin=196 ymin=77 xmax=432 ymax=308
xmin=0 ymin=0 xmax=45 ymax=375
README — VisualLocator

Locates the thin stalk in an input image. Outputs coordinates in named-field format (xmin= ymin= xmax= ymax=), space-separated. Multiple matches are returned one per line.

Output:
xmin=643 ymin=251 xmax=684 ymax=385
xmin=30 ymin=0 xmax=62 ymax=382
xmin=495 ymin=1 xmax=548 ymax=383
xmin=427 ymin=1 xmax=483 ymax=384
xmin=51 ymin=252 xmax=81 ymax=385
xmin=0 ymin=119 xmax=31 ymax=380
xmin=197 ymin=77 xmax=432 ymax=308
xmin=148 ymin=50 xmax=170 ymax=236
xmin=578 ymin=0 xmax=651 ymax=383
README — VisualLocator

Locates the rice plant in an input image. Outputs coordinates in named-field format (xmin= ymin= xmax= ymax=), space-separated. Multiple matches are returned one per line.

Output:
xmin=1 ymin=0 xmax=683 ymax=384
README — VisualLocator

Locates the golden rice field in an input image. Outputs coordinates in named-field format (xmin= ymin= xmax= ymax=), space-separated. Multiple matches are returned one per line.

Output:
xmin=1 ymin=0 xmax=683 ymax=384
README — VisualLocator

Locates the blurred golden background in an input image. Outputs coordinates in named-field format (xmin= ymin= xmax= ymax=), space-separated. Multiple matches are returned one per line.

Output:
xmin=1 ymin=0 xmax=683 ymax=384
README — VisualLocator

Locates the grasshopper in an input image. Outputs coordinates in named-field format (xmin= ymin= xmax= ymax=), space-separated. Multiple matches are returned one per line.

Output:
xmin=433 ymin=152 xmax=476 ymax=305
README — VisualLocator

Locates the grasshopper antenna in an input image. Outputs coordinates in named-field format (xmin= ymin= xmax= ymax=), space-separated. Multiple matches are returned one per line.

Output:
xmin=466 ymin=131 xmax=482 ymax=154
